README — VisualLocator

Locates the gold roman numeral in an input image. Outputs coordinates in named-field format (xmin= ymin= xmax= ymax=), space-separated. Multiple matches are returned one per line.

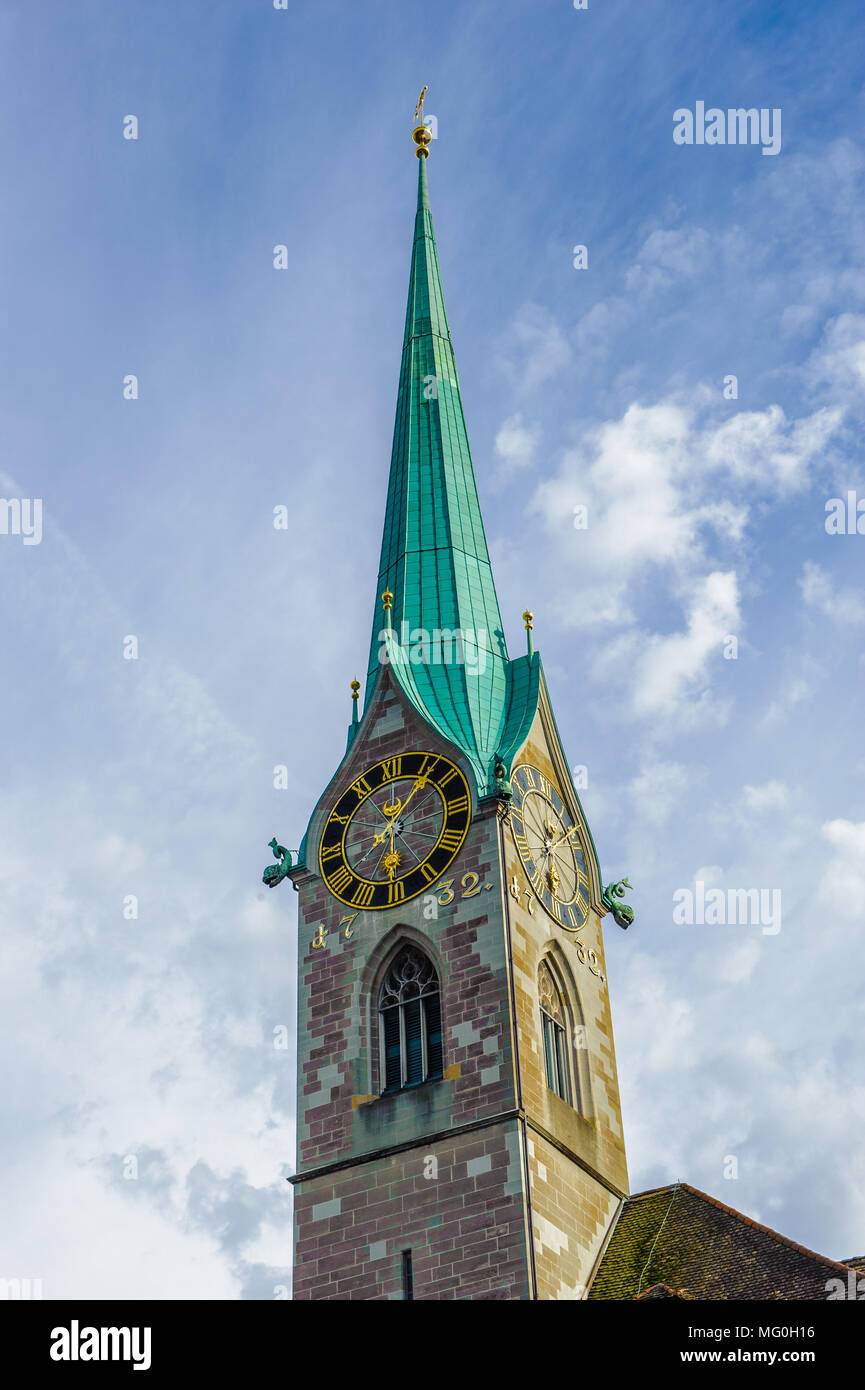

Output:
xmin=349 ymin=776 xmax=372 ymax=800
xmin=439 ymin=829 xmax=463 ymax=852
xmin=420 ymin=863 xmax=438 ymax=883
xmin=351 ymin=881 xmax=375 ymax=907
xmin=321 ymin=844 xmax=343 ymax=862
xmin=329 ymin=866 xmax=352 ymax=894
xmin=387 ymin=879 xmax=406 ymax=905
xmin=446 ymin=794 xmax=469 ymax=816
xmin=439 ymin=767 xmax=459 ymax=789
xmin=381 ymin=757 xmax=402 ymax=782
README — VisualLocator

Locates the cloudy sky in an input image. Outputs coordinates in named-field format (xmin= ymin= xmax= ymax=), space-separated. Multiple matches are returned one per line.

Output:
xmin=1 ymin=0 xmax=863 ymax=1298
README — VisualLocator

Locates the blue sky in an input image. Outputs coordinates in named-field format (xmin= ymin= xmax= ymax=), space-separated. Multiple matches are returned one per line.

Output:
xmin=1 ymin=0 xmax=863 ymax=1297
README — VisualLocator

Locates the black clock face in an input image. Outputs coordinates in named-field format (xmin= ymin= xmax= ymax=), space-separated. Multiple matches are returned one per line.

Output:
xmin=319 ymin=751 xmax=471 ymax=909
xmin=510 ymin=764 xmax=590 ymax=930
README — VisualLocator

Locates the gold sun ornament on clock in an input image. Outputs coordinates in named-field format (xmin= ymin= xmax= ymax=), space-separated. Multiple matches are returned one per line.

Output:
xmin=509 ymin=764 xmax=591 ymax=930
xmin=318 ymin=752 xmax=471 ymax=909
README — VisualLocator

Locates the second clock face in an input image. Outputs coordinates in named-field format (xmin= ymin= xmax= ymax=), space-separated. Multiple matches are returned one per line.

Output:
xmin=319 ymin=751 xmax=471 ymax=910
xmin=510 ymin=763 xmax=591 ymax=930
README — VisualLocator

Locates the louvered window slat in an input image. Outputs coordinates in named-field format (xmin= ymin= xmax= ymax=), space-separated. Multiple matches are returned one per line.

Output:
xmin=539 ymin=960 xmax=574 ymax=1106
xmin=543 ymin=1015 xmax=557 ymax=1092
xmin=554 ymin=1022 xmax=572 ymax=1105
xmin=383 ymin=1006 xmax=402 ymax=1093
xmin=425 ymin=992 xmax=443 ymax=1079
xmin=404 ymin=998 xmax=424 ymax=1085
xmin=378 ymin=946 xmax=443 ymax=1095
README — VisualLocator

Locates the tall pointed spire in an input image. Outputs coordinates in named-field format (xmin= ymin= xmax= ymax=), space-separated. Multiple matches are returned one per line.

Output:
xmin=364 ymin=104 xmax=537 ymax=796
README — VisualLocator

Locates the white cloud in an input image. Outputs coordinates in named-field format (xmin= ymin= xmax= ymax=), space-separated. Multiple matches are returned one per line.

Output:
xmin=806 ymin=312 xmax=865 ymax=397
xmin=493 ymin=303 xmax=571 ymax=393
xmin=625 ymin=226 xmax=714 ymax=294
xmin=718 ymin=939 xmax=761 ymax=985
xmin=799 ymin=561 xmax=865 ymax=625
xmin=507 ymin=384 xmax=850 ymax=733
xmin=628 ymin=570 xmax=739 ymax=722
xmin=819 ymin=819 xmax=865 ymax=920
xmin=703 ymin=404 xmax=845 ymax=495
xmin=493 ymin=412 xmax=540 ymax=483
xmin=742 ymin=781 xmax=790 ymax=812
xmin=628 ymin=760 xmax=691 ymax=825
xmin=532 ymin=396 xmax=843 ymax=634
xmin=760 ymin=674 xmax=816 ymax=728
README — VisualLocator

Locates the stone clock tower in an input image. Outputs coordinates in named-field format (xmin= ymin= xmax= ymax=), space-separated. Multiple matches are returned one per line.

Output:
xmin=271 ymin=104 xmax=632 ymax=1301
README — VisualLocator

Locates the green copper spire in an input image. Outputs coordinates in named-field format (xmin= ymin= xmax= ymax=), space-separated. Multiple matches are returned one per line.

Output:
xmin=365 ymin=150 xmax=536 ymax=796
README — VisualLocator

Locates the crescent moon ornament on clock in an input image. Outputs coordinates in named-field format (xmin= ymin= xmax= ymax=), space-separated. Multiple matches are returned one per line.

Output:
xmin=319 ymin=752 xmax=471 ymax=909
xmin=509 ymin=763 xmax=591 ymax=931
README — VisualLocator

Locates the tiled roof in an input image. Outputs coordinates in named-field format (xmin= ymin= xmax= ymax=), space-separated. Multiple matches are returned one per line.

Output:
xmin=635 ymin=1283 xmax=695 ymax=1300
xmin=588 ymin=1183 xmax=853 ymax=1301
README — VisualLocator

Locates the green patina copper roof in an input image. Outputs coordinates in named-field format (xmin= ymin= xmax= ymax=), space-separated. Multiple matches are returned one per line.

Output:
xmin=364 ymin=156 xmax=534 ymax=795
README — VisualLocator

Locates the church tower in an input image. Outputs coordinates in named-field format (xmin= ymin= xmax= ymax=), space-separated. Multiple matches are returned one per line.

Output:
xmin=274 ymin=103 xmax=632 ymax=1301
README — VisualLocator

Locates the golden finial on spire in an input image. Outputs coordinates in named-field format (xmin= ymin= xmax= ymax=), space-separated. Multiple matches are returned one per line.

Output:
xmin=412 ymin=85 xmax=432 ymax=158
xmin=522 ymin=609 xmax=534 ymax=658
xmin=382 ymin=587 xmax=394 ymax=633
xmin=350 ymin=679 xmax=361 ymax=701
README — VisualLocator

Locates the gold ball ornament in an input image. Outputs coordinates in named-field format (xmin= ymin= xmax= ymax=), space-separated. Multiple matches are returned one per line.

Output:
xmin=412 ymin=124 xmax=432 ymax=158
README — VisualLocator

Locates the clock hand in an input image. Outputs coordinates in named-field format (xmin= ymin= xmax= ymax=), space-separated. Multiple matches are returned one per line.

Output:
xmin=370 ymin=838 xmax=391 ymax=879
xmin=354 ymin=807 xmax=398 ymax=862
xmin=382 ymin=818 xmax=401 ymax=881
xmin=356 ymin=775 xmax=435 ymax=872
xmin=395 ymin=774 xmax=428 ymax=820
xmin=355 ymin=837 xmax=384 ymax=863
xmin=360 ymin=789 xmax=408 ymax=855
xmin=370 ymin=776 xmax=428 ymax=852
xmin=549 ymin=823 xmax=580 ymax=851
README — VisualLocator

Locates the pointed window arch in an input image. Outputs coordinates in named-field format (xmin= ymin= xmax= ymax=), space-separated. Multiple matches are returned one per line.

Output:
xmin=538 ymin=960 xmax=573 ymax=1105
xmin=379 ymin=945 xmax=443 ymax=1094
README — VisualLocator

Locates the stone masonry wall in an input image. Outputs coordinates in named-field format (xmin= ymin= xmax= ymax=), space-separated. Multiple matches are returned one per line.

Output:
xmin=506 ymin=712 xmax=629 ymax=1201
xmin=527 ymin=1131 xmax=621 ymax=1299
xmin=291 ymin=665 xmax=522 ymax=1302
xmin=293 ymin=1122 xmax=530 ymax=1300
xmin=289 ymin=668 xmax=629 ymax=1299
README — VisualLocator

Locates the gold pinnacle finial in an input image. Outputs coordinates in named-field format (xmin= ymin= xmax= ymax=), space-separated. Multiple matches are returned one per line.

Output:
xmin=523 ymin=609 xmax=535 ymax=658
xmin=350 ymin=679 xmax=361 ymax=701
xmin=381 ymin=587 xmax=394 ymax=632
xmin=412 ymin=85 xmax=432 ymax=158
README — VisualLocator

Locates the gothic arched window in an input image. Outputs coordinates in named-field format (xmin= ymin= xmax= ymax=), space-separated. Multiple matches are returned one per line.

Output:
xmin=379 ymin=945 xmax=443 ymax=1094
xmin=538 ymin=960 xmax=572 ymax=1105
